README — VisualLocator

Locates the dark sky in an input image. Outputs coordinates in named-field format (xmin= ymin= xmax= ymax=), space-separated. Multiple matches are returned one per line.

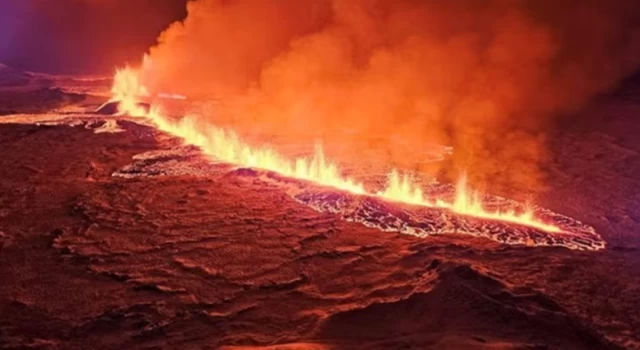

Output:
xmin=0 ymin=0 xmax=188 ymax=74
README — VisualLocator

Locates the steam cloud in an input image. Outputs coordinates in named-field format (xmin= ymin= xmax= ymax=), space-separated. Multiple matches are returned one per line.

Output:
xmin=140 ymin=0 xmax=640 ymax=195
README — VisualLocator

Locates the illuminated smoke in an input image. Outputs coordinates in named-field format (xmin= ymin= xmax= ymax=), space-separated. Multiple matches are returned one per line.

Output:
xmin=138 ymin=0 xmax=640 ymax=196
xmin=112 ymin=66 xmax=563 ymax=233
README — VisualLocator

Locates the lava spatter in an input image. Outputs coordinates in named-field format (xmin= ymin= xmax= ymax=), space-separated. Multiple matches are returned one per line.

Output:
xmin=112 ymin=140 xmax=605 ymax=251
xmin=110 ymin=66 xmax=576 ymax=233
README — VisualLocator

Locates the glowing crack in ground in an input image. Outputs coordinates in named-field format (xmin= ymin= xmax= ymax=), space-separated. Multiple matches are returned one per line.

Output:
xmin=112 ymin=142 xmax=605 ymax=251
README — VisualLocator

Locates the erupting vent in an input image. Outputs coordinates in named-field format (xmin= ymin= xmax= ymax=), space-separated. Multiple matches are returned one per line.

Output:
xmin=108 ymin=65 xmax=606 ymax=250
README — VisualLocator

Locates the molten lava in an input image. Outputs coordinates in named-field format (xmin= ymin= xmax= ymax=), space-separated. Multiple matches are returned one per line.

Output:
xmin=111 ymin=65 xmax=561 ymax=233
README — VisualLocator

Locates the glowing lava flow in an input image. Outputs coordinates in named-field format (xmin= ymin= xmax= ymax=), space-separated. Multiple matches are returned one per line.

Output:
xmin=111 ymin=66 xmax=561 ymax=233
xmin=153 ymin=116 xmax=366 ymax=194
xmin=113 ymin=68 xmax=365 ymax=195
xmin=379 ymin=171 xmax=560 ymax=232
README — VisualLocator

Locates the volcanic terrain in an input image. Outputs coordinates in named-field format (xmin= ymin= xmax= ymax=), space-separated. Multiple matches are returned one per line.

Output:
xmin=1 ymin=64 xmax=639 ymax=349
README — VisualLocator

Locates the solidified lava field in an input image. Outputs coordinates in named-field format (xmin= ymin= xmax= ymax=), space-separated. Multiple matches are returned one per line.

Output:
xmin=1 ymin=66 xmax=640 ymax=349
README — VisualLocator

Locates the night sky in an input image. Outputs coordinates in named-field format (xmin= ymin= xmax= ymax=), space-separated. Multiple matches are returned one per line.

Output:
xmin=0 ymin=0 xmax=187 ymax=74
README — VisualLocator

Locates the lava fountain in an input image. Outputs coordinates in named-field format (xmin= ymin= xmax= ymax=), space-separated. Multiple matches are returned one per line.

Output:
xmin=109 ymin=64 xmax=603 ymax=248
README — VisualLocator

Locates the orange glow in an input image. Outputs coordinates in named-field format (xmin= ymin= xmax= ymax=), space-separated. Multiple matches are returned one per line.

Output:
xmin=111 ymin=66 xmax=561 ymax=233
xmin=377 ymin=169 xmax=428 ymax=206
xmin=111 ymin=67 xmax=150 ymax=117
xmin=112 ymin=67 xmax=365 ymax=194
xmin=379 ymin=170 xmax=560 ymax=232
xmin=155 ymin=117 xmax=367 ymax=194
xmin=450 ymin=174 xmax=560 ymax=232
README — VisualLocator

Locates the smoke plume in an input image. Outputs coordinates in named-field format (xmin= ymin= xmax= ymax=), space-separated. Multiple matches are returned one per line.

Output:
xmin=140 ymin=0 xmax=640 ymax=195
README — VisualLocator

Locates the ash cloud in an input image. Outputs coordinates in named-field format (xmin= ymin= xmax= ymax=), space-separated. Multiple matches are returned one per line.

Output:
xmin=143 ymin=0 xmax=640 ymax=194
